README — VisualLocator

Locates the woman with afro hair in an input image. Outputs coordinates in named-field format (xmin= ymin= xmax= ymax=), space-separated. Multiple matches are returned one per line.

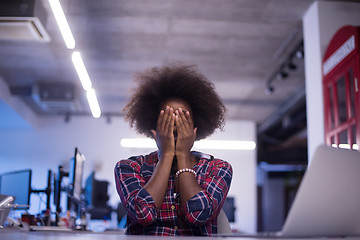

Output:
xmin=114 ymin=64 xmax=233 ymax=236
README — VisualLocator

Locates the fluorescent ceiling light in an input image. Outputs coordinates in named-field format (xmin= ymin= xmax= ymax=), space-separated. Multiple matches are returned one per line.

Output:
xmin=331 ymin=144 xmax=358 ymax=150
xmin=72 ymin=52 xmax=92 ymax=91
xmin=194 ymin=140 xmax=256 ymax=150
xmin=86 ymin=88 xmax=101 ymax=118
xmin=120 ymin=138 xmax=256 ymax=150
xmin=49 ymin=0 xmax=75 ymax=49
xmin=121 ymin=138 xmax=157 ymax=149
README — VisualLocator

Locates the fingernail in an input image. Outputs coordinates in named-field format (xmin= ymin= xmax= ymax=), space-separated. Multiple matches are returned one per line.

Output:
xmin=166 ymin=106 xmax=170 ymax=110
xmin=160 ymin=110 xmax=164 ymax=114
xmin=179 ymin=107 xmax=182 ymax=112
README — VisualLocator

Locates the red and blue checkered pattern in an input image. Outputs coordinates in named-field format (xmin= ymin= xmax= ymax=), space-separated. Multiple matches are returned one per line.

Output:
xmin=114 ymin=151 xmax=232 ymax=236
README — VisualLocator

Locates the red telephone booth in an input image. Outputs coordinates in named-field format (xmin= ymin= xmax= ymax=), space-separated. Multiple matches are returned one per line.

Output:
xmin=322 ymin=25 xmax=360 ymax=151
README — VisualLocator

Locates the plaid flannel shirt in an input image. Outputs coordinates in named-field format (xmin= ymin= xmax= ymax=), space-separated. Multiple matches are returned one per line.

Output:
xmin=114 ymin=151 xmax=232 ymax=236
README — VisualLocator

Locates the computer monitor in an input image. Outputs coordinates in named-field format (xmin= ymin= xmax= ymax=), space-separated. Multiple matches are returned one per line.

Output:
xmin=69 ymin=148 xmax=85 ymax=202
xmin=222 ymin=197 xmax=235 ymax=222
xmin=85 ymin=171 xmax=109 ymax=208
xmin=84 ymin=171 xmax=111 ymax=219
xmin=84 ymin=171 xmax=95 ymax=207
xmin=0 ymin=169 xmax=32 ymax=210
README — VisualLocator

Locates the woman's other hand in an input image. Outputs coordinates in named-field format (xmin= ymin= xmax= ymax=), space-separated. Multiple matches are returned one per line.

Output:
xmin=151 ymin=106 xmax=175 ymax=159
xmin=174 ymin=107 xmax=197 ymax=158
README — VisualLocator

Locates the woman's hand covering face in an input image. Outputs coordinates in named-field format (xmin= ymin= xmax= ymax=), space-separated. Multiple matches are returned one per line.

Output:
xmin=151 ymin=106 xmax=197 ymax=158
xmin=174 ymin=108 xmax=197 ymax=156
xmin=151 ymin=106 xmax=175 ymax=158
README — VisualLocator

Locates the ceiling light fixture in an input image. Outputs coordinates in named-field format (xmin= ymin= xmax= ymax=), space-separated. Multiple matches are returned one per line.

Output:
xmin=72 ymin=52 xmax=92 ymax=91
xmin=49 ymin=0 xmax=101 ymax=119
xmin=120 ymin=138 xmax=256 ymax=150
xmin=86 ymin=88 xmax=101 ymax=118
xmin=287 ymin=61 xmax=297 ymax=71
xmin=120 ymin=138 xmax=156 ymax=148
xmin=265 ymin=84 xmax=274 ymax=95
xmin=194 ymin=140 xmax=256 ymax=150
xmin=265 ymin=40 xmax=303 ymax=94
xmin=276 ymin=71 xmax=288 ymax=81
xmin=296 ymin=48 xmax=304 ymax=59
xmin=72 ymin=52 xmax=102 ymax=118
xmin=48 ymin=0 xmax=75 ymax=49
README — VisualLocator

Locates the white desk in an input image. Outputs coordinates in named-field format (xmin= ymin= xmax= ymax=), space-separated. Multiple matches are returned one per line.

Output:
xmin=1 ymin=229 xmax=360 ymax=240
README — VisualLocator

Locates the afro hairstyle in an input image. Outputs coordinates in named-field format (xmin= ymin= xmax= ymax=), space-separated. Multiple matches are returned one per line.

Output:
xmin=123 ymin=64 xmax=226 ymax=140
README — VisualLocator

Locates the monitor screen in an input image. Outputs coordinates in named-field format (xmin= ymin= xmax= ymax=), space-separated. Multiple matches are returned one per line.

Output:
xmin=85 ymin=171 xmax=109 ymax=209
xmin=0 ymin=169 xmax=32 ymax=210
xmin=84 ymin=171 xmax=95 ymax=207
xmin=84 ymin=171 xmax=111 ymax=220
xmin=69 ymin=148 xmax=85 ymax=201
xmin=222 ymin=197 xmax=235 ymax=222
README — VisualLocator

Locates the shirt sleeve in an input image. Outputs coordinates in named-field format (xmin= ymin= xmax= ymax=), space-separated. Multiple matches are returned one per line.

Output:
xmin=183 ymin=159 xmax=232 ymax=225
xmin=114 ymin=157 xmax=157 ymax=226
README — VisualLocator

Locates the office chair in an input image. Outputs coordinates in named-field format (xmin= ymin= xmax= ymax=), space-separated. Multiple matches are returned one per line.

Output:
xmin=217 ymin=209 xmax=232 ymax=234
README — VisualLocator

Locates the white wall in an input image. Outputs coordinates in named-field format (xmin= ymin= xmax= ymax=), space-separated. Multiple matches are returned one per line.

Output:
xmin=0 ymin=112 xmax=257 ymax=233
xmin=303 ymin=1 xmax=360 ymax=162
xmin=198 ymin=120 xmax=257 ymax=233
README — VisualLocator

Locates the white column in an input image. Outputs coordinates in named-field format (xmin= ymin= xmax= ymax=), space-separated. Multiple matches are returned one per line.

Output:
xmin=303 ymin=1 xmax=360 ymax=163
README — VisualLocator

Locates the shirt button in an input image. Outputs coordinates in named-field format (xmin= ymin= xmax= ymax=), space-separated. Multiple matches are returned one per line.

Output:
xmin=171 ymin=205 xmax=175 ymax=210
xmin=174 ymin=226 xmax=178 ymax=230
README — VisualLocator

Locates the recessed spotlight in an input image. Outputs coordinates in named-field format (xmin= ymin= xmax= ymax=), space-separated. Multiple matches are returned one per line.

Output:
xmin=265 ymin=85 xmax=274 ymax=95
xmin=287 ymin=62 xmax=297 ymax=71
xmin=296 ymin=49 xmax=304 ymax=59
xmin=276 ymin=71 xmax=288 ymax=80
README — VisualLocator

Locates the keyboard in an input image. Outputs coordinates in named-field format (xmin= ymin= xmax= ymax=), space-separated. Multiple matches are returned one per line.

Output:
xmin=29 ymin=226 xmax=72 ymax=232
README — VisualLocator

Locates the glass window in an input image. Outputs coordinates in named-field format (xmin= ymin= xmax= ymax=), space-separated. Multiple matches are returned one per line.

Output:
xmin=352 ymin=125 xmax=358 ymax=150
xmin=338 ymin=130 xmax=348 ymax=145
xmin=336 ymin=76 xmax=347 ymax=124
xmin=329 ymin=86 xmax=335 ymax=129
xmin=349 ymin=69 xmax=356 ymax=118
xmin=331 ymin=135 xmax=335 ymax=147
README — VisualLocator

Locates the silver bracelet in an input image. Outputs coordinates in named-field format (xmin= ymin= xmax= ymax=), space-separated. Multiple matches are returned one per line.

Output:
xmin=175 ymin=168 xmax=196 ymax=178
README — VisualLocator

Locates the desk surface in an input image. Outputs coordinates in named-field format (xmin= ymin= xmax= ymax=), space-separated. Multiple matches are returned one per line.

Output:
xmin=1 ymin=229 xmax=360 ymax=240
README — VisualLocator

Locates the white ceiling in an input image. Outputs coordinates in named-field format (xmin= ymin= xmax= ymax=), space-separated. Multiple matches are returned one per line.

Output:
xmin=0 ymin=0 xmax=318 ymax=124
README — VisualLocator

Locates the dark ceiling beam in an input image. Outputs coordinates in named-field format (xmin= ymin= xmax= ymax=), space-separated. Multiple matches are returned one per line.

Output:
xmin=257 ymin=83 xmax=306 ymax=135
xmin=223 ymin=98 xmax=282 ymax=106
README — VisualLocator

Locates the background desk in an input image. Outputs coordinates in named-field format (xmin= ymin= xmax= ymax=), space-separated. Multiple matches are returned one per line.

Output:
xmin=1 ymin=230 xmax=360 ymax=240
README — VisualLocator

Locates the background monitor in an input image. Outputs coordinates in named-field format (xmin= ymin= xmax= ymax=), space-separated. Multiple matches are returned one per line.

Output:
xmin=84 ymin=171 xmax=95 ymax=207
xmin=69 ymin=147 xmax=85 ymax=202
xmin=0 ymin=169 xmax=32 ymax=210
xmin=85 ymin=171 xmax=109 ymax=208
xmin=222 ymin=197 xmax=235 ymax=222
xmin=84 ymin=171 xmax=111 ymax=219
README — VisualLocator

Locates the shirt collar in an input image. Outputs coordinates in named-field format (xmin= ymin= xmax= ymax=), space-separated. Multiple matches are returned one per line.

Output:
xmin=191 ymin=151 xmax=213 ymax=161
